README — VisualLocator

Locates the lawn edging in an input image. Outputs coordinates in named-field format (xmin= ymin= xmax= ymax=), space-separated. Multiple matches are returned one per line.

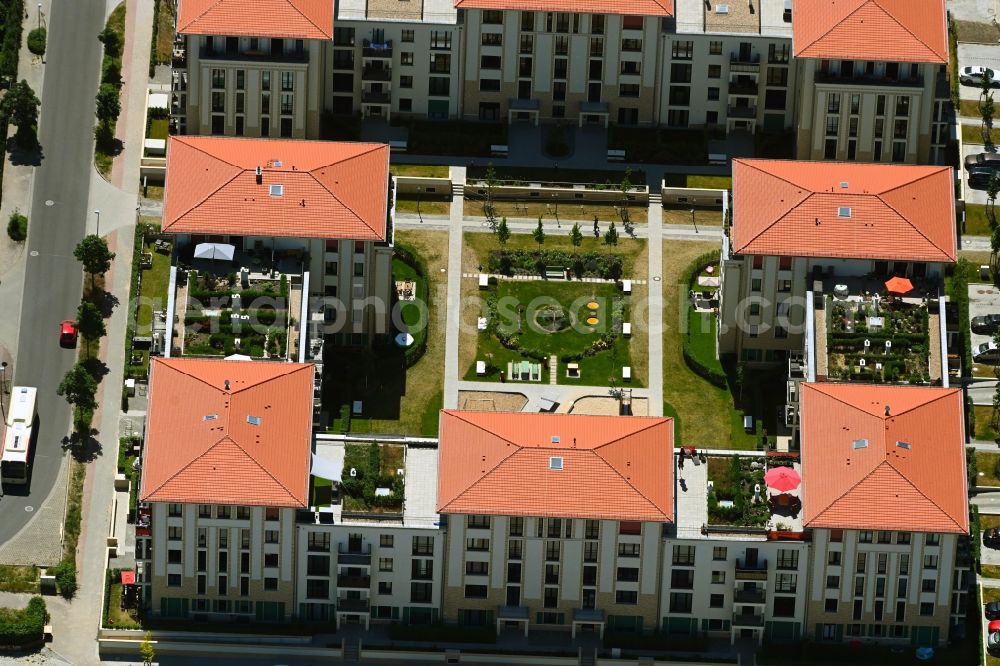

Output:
xmin=681 ymin=250 xmax=726 ymax=388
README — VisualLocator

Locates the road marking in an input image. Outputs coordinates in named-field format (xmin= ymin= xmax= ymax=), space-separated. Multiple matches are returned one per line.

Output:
xmin=29 ymin=251 xmax=38 ymax=257
xmin=44 ymin=200 xmax=54 ymax=207
xmin=24 ymin=506 xmax=33 ymax=512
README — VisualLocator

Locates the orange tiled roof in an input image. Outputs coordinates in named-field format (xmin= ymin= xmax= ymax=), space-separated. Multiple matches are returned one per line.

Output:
xmin=800 ymin=383 xmax=967 ymax=534
xmin=792 ymin=0 xmax=947 ymax=63
xmin=140 ymin=358 xmax=314 ymax=507
xmin=731 ymin=159 xmax=956 ymax=263
xmin=177 ymin=0 xmax=333 ymax=39
xmin=454 ymin=0 xmax=671 ymax=16
xmin=163 ymin=136 xmax=389 ymax=241
xmin=437 ymin=411 xmax=674 ymax=522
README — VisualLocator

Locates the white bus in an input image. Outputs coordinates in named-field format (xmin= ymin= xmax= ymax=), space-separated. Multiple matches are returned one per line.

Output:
xmin=2 ymin=386 xmax=37 ymax=485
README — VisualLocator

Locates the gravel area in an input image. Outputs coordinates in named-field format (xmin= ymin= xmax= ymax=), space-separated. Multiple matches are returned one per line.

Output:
xmin=458 ymin=391 xmax=528 ymax=412
xmin=569 ymin=396 xmax=649 ymax=415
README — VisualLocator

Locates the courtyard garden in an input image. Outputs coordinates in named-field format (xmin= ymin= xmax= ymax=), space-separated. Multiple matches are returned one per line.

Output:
xmin=826 ymin=299 xmax=930 ymax=383
xmin=323 ymin=232 xmax=445 ymax=437
xmin=340 ymin=442 xmax=405 ymax=514
xmin=466 ymin=279 xmax=637 ymax=386
xmin=706 ymin=456 xmax=769 ymax=527
xmin=182 ymin=272 xmax=291 ymax=359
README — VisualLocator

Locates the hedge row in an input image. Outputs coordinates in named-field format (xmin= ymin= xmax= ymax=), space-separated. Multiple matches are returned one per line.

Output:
xmin=0 ymin=596 xmax=46 ymax=646
xmin=487 ymin=249 xmax=624 ymax=280
xmin=0 ymin=0 xmax=25 ymax=80
xmin=680 ymin=250 xmax=726 ymax=388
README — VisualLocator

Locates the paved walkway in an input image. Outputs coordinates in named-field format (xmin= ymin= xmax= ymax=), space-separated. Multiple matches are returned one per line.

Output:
xmin=457 ymin=379 xmax=648 ymax=413
xmin=442 ymin=167 xmax=466 ymax=409
xmin=462 ymin=272 xmax=647 ymax=284
xmin=646 ymin=193 xmax=664 ymax=416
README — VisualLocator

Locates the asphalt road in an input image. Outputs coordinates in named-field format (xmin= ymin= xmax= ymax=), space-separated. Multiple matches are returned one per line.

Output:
xmin=0 ymin=0 xmax=105 ymax=542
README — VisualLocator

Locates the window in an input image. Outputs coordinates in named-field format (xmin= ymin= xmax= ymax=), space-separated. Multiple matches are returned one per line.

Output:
xmin=897 ymin=577 xmax=908 ymax=597
xmin=411 ymin=582 xmax=433 ymax=603
xmin=709 ymin=40 xmax=722 ymax=55
xmin=479 ymin=79 xmax=501 ymax=92
xmin=197 ymin=551 xmax=207 ymax=571
xmin=671 ymin=569 xmax=694 ymax=589
xmin=896 ymin=600 xmax=906 ymax=622
xmin=926 ymin=534 xmax=940 ymax=546
xmin=308 ymin=532 xmax=330 ymax=552
xmin=168 ymin=527 xmax=182 ymax=541
xmin=430 ymin=30 xmax=451 ymax=49
xmin=710 ymin=593 xmax=724 ymax=608
xmin=306 ymin=579 xmax=328 ymax=599
xmin=856 ymin=553 xmax=866 ymax=573
xmin=858 ymin=530 xmax=873 ymax=543
xmin=168 ymin=504 xmax=182 ymax=517
xmin=830 ymin=530 xmax=843 ymax=542
xmin=265 ymin=507 xmax=279 ymax=521
xmin=264 ymin=577 xmax=278 ymax=591
xmin=168 ymin=549 xmax=182 ymax=564
xmin=620 ymin=84 xmax=640 ymax=98
xmin=264 ymin=553 xmax=278 ymax=568
xmin=279 ymin=71 xmax=294 ymax=92
xmin=616 ymin=567 xmax=639 ymax=582
xmin=672 ymin=545 xmax=695 ymax=565
xmin=825 ymin=598 xmax=838 ymax=613
xmin=482 ymin=9 xmax=502 ymax=23
xmin=853 ymin=599 xmax=863 ymax=620
xmin=921 ymin=578 xmax=936 ymax=593
xmin=895 ymin=95 xmax=910 ymax=117
xmin=584 ymin=520 xmax=599 ymax=539
xmin=544 ymin=586 xmax=559 ymax=608
xmin=672 ymin=40 xmax=693 ymax=59
xmin=615 ymin=590 xmax=638 ymax=604
xmin=584 ymin=542 xmax=598 ymax=562
xmin=508 ymin=563 xmax=522 ymax=583
xmin=828 ymin=551 xmax=842 ymax=566
xmin=379 ymin=534 xmax=394 ymax=548
xmin=708 ymin=64 xmax=721 ymax=79
xmin=399 ymin=75 xmax=412 ymax=89
xmin=670 ymin=63 xmax=692 ymax=83
xmin=217 ymin=506 xmax=231 ymax=520
xmin=827 ymin=93 xmax=840 ymax=114
xmin=545 ymin=541 xmax=561 ymax=561
xmin=307 ymin=555 xmax=329 ymax=577
xmin=211 ymin=68 xmax=225 ymax=88
xmin=766 ymin=67 xmax=788 ymax=86
xmin=775 ymin=573 xmax=797 ymax=593
xmin=199 ymin=505 xmax=211 ymax=518
xmin=751 ymin=278 xmax=762 ymax=291
xmin=826 ymin=575 xmax=840 ymax=589
xmin=413 ymin=536 xmax=434 ymax=555
xmin=854 ymin=576 xmax=865 ymax=596
xmin=777 ymin=549 xmax=799 ymax=570
xmin=467 ymin=515 xmax=491 ymax=529
xmin=401 ymin=29 xmax=414 ymax=42
xmin=619 ymin=521 xmax=641 ymax=536
xmin=923 ymin=554 xmax=938 ymax=570
xmin=773 ymin=596 xmax=796 ymax=617
xmin=669 ymin=592 xmax=693 ymax=613
xmin=666 ymin=109 xmax=688 ymax=127
xmin=899 ymin=554 xmax=910 ymax=575
xmin=768 ymin=43 xmax=789 ymax=63
xmin=546 ymin=519 xmax=563 ymax=538
xmin=197 ymin=575 xmax=206 ymax=595
xmin=466 ymin=538 xmax=490 ymax=552
xmin=378 ymin=581 xmax=392 ymax=595
xmin=167 ymin=574 xmax=181 ymax=587
xmin=464 ymin=584 xmax=487 ymax=599
xmin=896 ymin=532 xmax=911 ymax=545
xmin=510 ymin=540 xmax=524 ymax=560
xmin=920 ymin=602 xmax=934 ymax=616
xmin=264 ymin=530 xmax=279 ymax=544
xmin=466 ymin=561 xmax=489 ymax=576
xmin=707 ymin=87 xmax=719 ymax=101
xmin=712 ymin=570 xmax=726 ymax=584
xmin=378 ymin=557 xmax=393 ymax=572
xmin=778 ymin=280 xmax=792 ymax=293
xmin=713 ymin=546 xmax=727 ymax=560
xmin=237 ymin=507 xmax=250 ymax=520
xmin=400 ymin=52 xmax=413 ymax=66
xmin=669 ymin=86 xmax=690 ymax=106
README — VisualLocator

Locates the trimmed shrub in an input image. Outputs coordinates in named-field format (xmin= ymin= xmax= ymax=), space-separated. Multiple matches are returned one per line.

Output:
xmin=26 ymin=27 xmax=45 ymax=55
xmin=7 ymin=211 xmax=26 ymax=241
xmin=49 ymin=561 xmax=77 ymax=598
xmin=0 ymin=596 xmax=46 ymax=646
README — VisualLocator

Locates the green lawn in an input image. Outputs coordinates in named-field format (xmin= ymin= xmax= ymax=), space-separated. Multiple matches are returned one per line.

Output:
xmin=963 ymin=123 xmax=1000 ymax=146
xmin=976 ymin=406 xmax=1000 ymax=443
xmin=341 ymin=442 xmax=404 ymax=513
xmin=663 ymin=174 xmax=733 ymax=189
xmin=965 ymin=203 xmax=993 ymax=236
xmin=95 ymin=2 xmax=126 ymax=176
xmin=464 ymin=232 xmax=646 ymax=278
xmin=147 ymin=117 xmax=168 ymax=141
xmin=390 ymin=164 xmax=449 ymax=178
xmin=960 ymin=99 xmax=986 ymax=118
xmin=395 ymin=197 xmax=450 ymax=216
xmin=0 ymin=565 xmax=39 ymax=593
xmin=136 ymin=244 xmax=171 ymax=334
xmin=977 ymin=450 xmax=1000 ymax=485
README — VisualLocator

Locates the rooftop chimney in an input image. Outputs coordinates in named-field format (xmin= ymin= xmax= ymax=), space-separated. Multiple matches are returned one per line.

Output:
xmin=255 ymin=166 xmax=262 ymax=185
xmin=884 ymin=405 xmax=890 ymax=416
xmin=224 ymin=379 xmax=231 ymax=391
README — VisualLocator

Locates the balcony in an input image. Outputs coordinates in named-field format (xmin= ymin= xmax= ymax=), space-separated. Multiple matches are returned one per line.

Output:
xmin=362 ymin=39 xmax=393 ymax=58
xmin=814 ymin=71 xmax=923 ymax=89
xmin=727 ymin=105 xmax=757 ymax=119
xmin=735 ymin=558 xmax=768 ymax=580
xmin=728 ymin=79 xmax=758 ymax=96
xmin=734 ymin=588 xmax=767 ymax=604
xmin=730 ymin=52 xmax=760 ymax=73
xmin=337 ymin=544 xmax=371 ymax=566
xmin=732 ymin=612 xmax=764 ymax=628
xmin=361 ymin=90 xmax=391 ymax=104
xmin=362 ymin=66 xmax=391 ymax=82
xmin=337 ymin=574 xmax=371 ymax=588
xmin=199 ymin=47 xmax=308 ymax=64
xmin=337 ymin=598 xmax=370 ymax=613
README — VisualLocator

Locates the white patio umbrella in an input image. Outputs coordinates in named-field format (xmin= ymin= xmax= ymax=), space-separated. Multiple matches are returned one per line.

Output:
xmin=193 ymin=242 xmax=236 ymax=261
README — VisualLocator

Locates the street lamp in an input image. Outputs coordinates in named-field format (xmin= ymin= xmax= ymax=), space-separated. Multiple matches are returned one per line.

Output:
xmin=36 ymin=3 xmax=41 ymax=31
xmin=552 ymin=193 xmax=560 ymax=228
xmin=416 ymin=186 xmax=422 ymax=224
xmin=0 ymin=361 xmax=7 ymax=419
xmin=94 ymin=209 xmax=101 ymax=236
xmin=690 ymin=208 xmax=699 ymax=234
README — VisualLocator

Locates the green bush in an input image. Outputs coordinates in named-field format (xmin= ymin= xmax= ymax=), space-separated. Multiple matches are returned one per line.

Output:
xmin=487 ymin=249 xmax=623 ymax=279
xmin=7 ymin=211 xmax=26 ymax=241
xmin=0 ymin=595 xmax=46 ymax=646
xmin=49 ymin=560 xmax=77 ymax=598
xmin=26 ymin=27 xmax=45 ymax=55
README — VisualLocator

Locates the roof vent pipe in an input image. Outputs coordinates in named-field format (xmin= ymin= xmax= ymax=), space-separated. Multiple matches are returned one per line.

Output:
xmin=255 ymin=166 xmax=262 ymax=184
xmin=225 ymin=379 xmax=231 ymax=391
xmin=884 ymin=405 xmax=890 ymax=416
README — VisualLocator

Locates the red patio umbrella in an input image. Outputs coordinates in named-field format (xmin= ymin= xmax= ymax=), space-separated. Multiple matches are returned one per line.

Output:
xmin=884 ymin=276 xmax=914 ymax=294
xmin=120 ymin=570 xmax=136 ymax=585
xmin=764 ymin=466 xmax=800 ymax=492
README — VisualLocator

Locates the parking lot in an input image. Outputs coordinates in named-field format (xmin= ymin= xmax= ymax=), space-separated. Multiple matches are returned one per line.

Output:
xmin=958 ymin=44 xmax=1000 ymax=103
xmin=963 ymin=143 xmax=999 ymax=205
xmin=969 ymin=282 xmax=1000 ymax=358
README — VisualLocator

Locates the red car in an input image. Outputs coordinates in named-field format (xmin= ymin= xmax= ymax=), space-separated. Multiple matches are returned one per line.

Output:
xmin=990 ymin=620 xmax=1000 ymax=633
xmin=60 ymin=320 xmax=78 ymax=348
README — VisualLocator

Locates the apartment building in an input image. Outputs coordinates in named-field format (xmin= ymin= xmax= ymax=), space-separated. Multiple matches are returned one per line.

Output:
xmin=138 ymin=357 xmax=316 ymax=621
xmin=175 ymin=0 xmax=333 ymax=137
xmin=718 ymin=158 xmax=956 ymax=363
xmin=436 ymin=410 xmax=674 ymax=637
xmin=791 ymin=0 xmax=949 ymax=164
xmin=799 ymin=383 xmax=969 ymax=645
xmin=162 ymin=135 xmax=395 ymax=344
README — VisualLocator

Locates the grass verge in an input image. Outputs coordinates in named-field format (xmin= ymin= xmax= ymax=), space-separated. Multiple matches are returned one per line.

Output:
xmin=390 ymin=164 xmax=448 ymax=177
xmin=977 ymin=450 xmax=1000 ymax=485
xmin=0 ymin=565 xmax=40 ymax=593
xmin=962 ymin=123 xmax=1000 ymax=146
xmin=94 ymin=2 xmax=126 ymax=176
xmin=965 ymin=203 xmax=992 ymax=237
xmin=395 ymin=197 xmax=450 ymax=216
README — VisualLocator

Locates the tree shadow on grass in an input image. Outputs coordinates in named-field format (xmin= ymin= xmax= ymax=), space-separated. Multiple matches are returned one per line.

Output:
xmin=322 ymin=342 xmax=406 ymax=425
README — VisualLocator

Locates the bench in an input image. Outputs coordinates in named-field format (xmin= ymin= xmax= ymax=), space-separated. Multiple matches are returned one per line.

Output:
xmin=622 ymin=322 xmax=632 ymax=337
xmin=622 ymin=279 xmax=632 ymax=294
xmin=623 ymin=366 xmax=632 ymax=382
xmin=545 ymin=266 xmax=565 ymax=280
xmin=490 ymin=144 xmax=509 ymax=157
xmin=388 ymin=140 xmax=408 ymax=153
xmin=476 ymin=361 xmax=486 ymax=376
xmin=607 ymin=149 xmax=626 ymax=162
xmin=479 ymin=273 xmax=489 ymax=290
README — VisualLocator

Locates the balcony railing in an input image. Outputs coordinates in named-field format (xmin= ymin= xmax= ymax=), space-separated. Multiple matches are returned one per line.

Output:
xmin=362 ymin=39 xmax=393 ymax=58
xmin=361 ymin=66 xmax=391 ymax=81
xmin=730 ymin=52 xmax=760 ymax=72
xmin=337 ymin=574 xmax=371 ymax=588
xmin=735 ymin=558 xmax=768 ymax=580
xmin=361 ymin=90 xmax=391 ymax=104
xmin=199 ymin=47 xmax=308 ymax=63
xmin=728 ymin=105 xmax=757 ymax=119
xmin=337 ymin=598 xmax=370 ymax=613
xmin=337 ymin=544 xmax=372 ymax=565
xmin=728 ymin=79 xmax=758 ymax=96
xmin=814 ymin=71 xmax=923 ymax=88
xmin=732 ymin=612 xmax=765 ymax=627
xmin=734 ymin=588 xmax=767 ymax=604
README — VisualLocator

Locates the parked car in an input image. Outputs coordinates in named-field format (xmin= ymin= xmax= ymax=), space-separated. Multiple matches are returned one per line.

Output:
xmin=986 ymin=601 xmax=1000 ymax=620
xmin=966 ymin=152 xmax=1000 ymax=171
xmin=59 ymin=320 xmax=77 ymax=348
xmin=970 ymin=167 xmax=996 ymax=189
xmin=989 ymin=631 xmax=1000 ymax=656
xmin=972 ymin=313 xmax=1000 ymax=334
xmin=986 ymin=527 xmax=1000 ymax=548
xmin=974 ymin=341 xmax=1000 ymax=364
xmin=961 ymin=65 xmax=996 ymax=86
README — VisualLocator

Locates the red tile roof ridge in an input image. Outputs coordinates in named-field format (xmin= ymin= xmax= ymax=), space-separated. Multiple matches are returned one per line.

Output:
xmin=873 ymin=168 xmax=955 ymax=260
xmin=806 ymin=1 xmax=933 ymax=58
xmin=179 ymin=0 xmax=332 ymax=39
xmin=806 ymin=381 xmax=956 ymax=418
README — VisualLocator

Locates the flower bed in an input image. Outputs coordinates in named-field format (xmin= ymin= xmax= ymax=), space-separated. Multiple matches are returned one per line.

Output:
xmin=707 ymin=457 xmax=769 ymax=527
xmin=340 ymin=442 xmax=405 ymax=513
xmin=487 ymin=249 xmax=624 ymax=280
xmin=827 ymin=300 xmax=930 ymax=383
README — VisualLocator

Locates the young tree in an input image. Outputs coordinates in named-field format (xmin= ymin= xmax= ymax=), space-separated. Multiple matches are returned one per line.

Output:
xmin=569 ymin=222 xmax=583 ymax=247
xmin=496 ymin=216 xmax=510 ymax=246
xmin=983 ymin=68 xmax=995 ymax=103
xmin=988 ymin=172 xmax=1000 ymax=228
xmin=617 ymin=167 xmax=633 ymax=230
xmin=0 ymin=80 xmax=40 ymax=146
xmin=139 ymin=632 xmax=155 ymax=666
xmin=604 ymin=220 xmax=619 ymax=246
xmin=98 ymin=25 xmax=121 ymax=58
xmin=57 ymin=364 xmax=98 ymax=412
xmin=95 ymin=83 xmax=121 ymax=128
xmin=483 ymin=164 xmax=499 ymax=232
xmin=992 ymin=225 xmax=1000 ymax=280
xmin=532 ymin=217 xmax=545 ymax=245
xmin=76 ymin=301 xmax=106 ymax=348
xmin=74 ymin=234 xmax=115 ymax=290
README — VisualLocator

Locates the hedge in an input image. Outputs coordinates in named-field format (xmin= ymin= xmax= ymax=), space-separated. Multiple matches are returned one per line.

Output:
xmin=487 ymin=249 xmax=624 ymax=280
xmin=680 ymin=250 xmax=726 ymax=388
xmin=26 ymin=27 xmax=44 ymax=55
xmin=0 ymin=596 xmax=46 ymax=646
xmin=7 ymin=211 xmax=26 ymax=241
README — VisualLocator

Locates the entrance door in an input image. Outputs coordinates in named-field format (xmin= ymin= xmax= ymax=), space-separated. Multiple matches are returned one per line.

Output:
xmin=745 ymin=547 xmax=758 ymax=567
xmin=506 ymin=585 xmax=520 ymax=606
xmin=348 ymin=533 xmax=362 ymax=552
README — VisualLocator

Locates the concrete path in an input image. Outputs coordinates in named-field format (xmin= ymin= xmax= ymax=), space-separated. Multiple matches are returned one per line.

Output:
xmin=457 ymin=379 xmax=648 ymax=412
xmin=646 ymin=193 xmax=664 ymax=416
xmin=548 ymin=355 xmax=557 ymax=385
xmin=442 ymin=166 xmax=466 ymax=409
